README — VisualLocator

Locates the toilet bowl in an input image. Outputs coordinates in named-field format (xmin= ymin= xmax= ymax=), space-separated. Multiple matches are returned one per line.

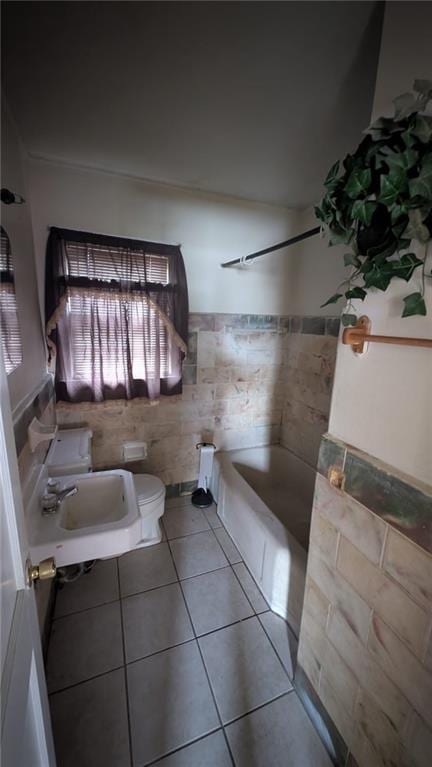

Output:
xmin=133 ymin=473 xmax=165 ymax=547
xmin=45 ymin=427 xmax=165 ymax=549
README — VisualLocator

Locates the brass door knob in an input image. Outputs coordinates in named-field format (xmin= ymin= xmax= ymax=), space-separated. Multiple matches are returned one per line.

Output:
xmin=27 ymin=557 xmax=56 ymax=585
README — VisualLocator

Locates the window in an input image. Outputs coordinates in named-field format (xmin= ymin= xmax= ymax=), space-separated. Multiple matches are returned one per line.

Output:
xmin=0 ymin=226 xmax=23 ymax=374
xmin=45 ymin=229 xmax=188 ymax=402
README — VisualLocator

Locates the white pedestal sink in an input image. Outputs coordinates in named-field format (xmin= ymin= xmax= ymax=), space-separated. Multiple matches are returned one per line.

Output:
xmin=27 ymin=467 xmax=141 ymax=567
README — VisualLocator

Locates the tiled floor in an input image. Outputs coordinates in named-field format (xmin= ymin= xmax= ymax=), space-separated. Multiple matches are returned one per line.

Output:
xmin=47 ymin=497 xmax=332 ymax=767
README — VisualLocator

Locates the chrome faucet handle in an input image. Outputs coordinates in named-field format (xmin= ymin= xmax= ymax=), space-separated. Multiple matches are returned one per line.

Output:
xmin=47 ymin=479 xmax=60 ymax=493
xmin=56 ymin=486 xmax=78 ymax=504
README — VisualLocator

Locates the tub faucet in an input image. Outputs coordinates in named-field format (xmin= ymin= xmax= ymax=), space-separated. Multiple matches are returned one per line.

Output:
xmin=41 ymin=485 xmax=78 ymax=515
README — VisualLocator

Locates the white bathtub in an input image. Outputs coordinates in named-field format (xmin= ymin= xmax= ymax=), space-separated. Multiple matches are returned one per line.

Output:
xmin=212 ymin=445 xmax=315 ymax=635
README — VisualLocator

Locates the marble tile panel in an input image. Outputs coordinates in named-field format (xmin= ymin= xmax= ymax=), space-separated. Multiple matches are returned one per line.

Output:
xmin=307 ymin=549 xmax=371 ymax=643
xmin=309 ymin=511 xmax=339 ymax=565
xmin=344 ymin=452 xmax=432 ymax=554
xmin=318 ymin=673 xmax=355 ymax=747
xmin=325 ymin=610 xmax=367 ymax=684
xmin=383 ymin=528 xmax=432 ymax=609
xmin=303 ymin=577 xmax=331 ymax=629
xmin=368 ymin=614 xmax=432 ymax=727
xmin=337 ymin=536 xmax=430 ymax=657
xmin=314 ymin=474 xmax=386 ymax=565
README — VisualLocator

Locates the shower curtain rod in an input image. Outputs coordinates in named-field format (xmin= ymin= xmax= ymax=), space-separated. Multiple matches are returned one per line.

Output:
xmin=220 ymin=226 xmax=321 ymax=268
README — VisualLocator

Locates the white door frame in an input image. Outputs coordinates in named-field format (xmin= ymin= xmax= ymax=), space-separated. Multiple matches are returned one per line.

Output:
xmin=0 ymin=352 xmax=56 ymax=766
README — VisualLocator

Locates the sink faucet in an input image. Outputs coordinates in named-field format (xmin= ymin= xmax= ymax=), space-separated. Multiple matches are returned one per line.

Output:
xmin=41 ymin=485 xmax=78 ymax=515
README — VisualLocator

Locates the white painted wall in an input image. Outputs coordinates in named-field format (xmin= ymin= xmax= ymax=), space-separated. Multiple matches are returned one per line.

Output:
xmin=27 ymin=158 xmax=345 ymax=318
xmin=1 ymin=105 xmax=47 ymax=414
xmin=328 ymin=1 xmax=432 ymax=485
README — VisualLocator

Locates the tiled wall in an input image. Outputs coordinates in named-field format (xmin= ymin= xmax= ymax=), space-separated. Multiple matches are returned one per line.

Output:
xmin=280 ymin=316 xmax=339 ymax=467
xmin=297 ymin=435 xmax=432 ymax=767
xmin=56 ymin=312 xmax=339 ymax=490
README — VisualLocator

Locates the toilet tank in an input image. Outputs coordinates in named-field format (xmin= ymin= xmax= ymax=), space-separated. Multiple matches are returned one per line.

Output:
xmin=46 ymin=428 xmax=93 ymax=477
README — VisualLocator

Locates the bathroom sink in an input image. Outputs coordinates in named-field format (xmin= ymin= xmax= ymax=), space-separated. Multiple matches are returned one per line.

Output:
xmin=27 ymin=467 xmax=141 ymax=567
xmin=59 ymin=474 xmax=128 ymax=531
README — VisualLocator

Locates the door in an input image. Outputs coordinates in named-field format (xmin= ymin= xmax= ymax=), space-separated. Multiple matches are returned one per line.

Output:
xmin=0 ymin=354 xmax=56 ymax=766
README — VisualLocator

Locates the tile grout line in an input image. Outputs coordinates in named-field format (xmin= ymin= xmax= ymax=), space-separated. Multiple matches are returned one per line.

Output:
xmin=117 ymin=558 xmax=134 ymax=767
xmin=48 ymin=663 xmax=127 ymax=698
xmin=165 ymin=534 xmax=237 ymax=767
xmin=141 ymin=726 xmax=223 ymax=767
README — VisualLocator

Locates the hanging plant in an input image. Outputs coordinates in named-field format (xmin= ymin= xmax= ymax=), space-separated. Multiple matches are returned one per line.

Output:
xmin=316 ymin=79 xmax=432 ymax=324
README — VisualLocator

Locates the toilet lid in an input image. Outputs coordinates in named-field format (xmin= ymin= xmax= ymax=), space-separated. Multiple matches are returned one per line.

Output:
xmin=133 ymin=474 xmax=165 ymax=505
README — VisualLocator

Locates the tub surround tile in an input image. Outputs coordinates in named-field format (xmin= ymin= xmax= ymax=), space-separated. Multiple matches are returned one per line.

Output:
xmin=127 ymin=641 xmax=219 ymax=766
xmin=344 ymin=451 xmax=432 ymax=553
xmin=337 ymin=536 xmax=430 ymax=657
xmin=122 ymin=583 xmax=194 ymax=662
xmin=169 ymin=530 xmax=228 ymax=579
xmin=298 ymin=435 xmax=432 ymax=767
xmin=232 ymin=562 xmax=269 ymax=614
xmin=46 ymin=602 xmax=123 ymax=693
xmin=118 ymin=542 xmax=177 ymax=597
xmin=49 ymin=669 xmax=130 ymax=767
xmin=199 ymin=617 xmax=292 ymax=723
xmin=294 ymin=665 xmax=349 ymax=767
xmin=319 ymin=434 xmax=432 ymax=557
xmin=181 ymin=567 xmax=253 ymax=636
xmin=383 ymin=528 xmax=432 ymax=609
xmin=302 ymin=316 xmax=326 ymax=335
xmin=314 ymin=473 xmax=386 ymax=565
xmin=226 ymin=692 xmax=333 ymax=767
xmin=317 ymin=433 xmax=346 ymax=477
xmin=151 ymin=731 xmax=232 ymax=767
xmin=56 ymin=312 xmax=338 ymax=484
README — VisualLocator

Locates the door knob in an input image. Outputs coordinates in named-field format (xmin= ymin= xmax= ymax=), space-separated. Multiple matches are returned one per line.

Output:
xmin=27 ymin=557 xmax=56 ymax=585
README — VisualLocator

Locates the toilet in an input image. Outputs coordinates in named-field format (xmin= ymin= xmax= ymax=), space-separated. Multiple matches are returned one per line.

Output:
xmin=45 ymin=427 xmax=165 ymax=548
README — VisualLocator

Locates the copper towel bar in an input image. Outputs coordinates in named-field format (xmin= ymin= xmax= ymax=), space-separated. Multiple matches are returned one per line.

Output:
xmin=342 ymin=315 xmax=432 ymax=354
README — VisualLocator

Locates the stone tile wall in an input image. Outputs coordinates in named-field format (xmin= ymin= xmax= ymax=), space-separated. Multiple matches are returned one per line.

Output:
xmin=297 ymin=436 xmax=432 ymax=767
xmin=280 ymin=317 xmax=339 ymax=468
xmin=56 ymin=313 xmax=339 ymax=490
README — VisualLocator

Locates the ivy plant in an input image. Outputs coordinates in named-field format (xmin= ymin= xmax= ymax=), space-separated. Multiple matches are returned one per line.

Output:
xmin=315 ymin=79 xmax=432 ymax=324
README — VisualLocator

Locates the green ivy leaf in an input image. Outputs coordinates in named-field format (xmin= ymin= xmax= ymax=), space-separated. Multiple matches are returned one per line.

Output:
xmin=329 ymin=227 xmax=354 ymax=246
xmin=351 ymin=200 xmax=376 ymax=225
xmin=341 ymin=314 xmax=357 ymax=327
xmin=409 ymin=161 xmax=432 ymax=201
xmin=321 ymin=293 xmax=343 ymax=308
xmin=379 ymin=168 xmax=407 ymax=206
xmin=382 ymin=148 xmax=418 ymax=172
xmin=390 ymin=204 xmax=408 ymax=224
xmin=324 ymin=160 xmax=340 ymax=190
xmin=345 ymin=168 xmax=371 ymax=199
xmin=412 ymin=115 xmax=432 ymax=144
xmin=345 ymin=287 xmax=367 ymax=301
xmin=403 ymin=209 xmax=430 ymax=243
xmin=395 ymin=253 xmax=424 ymax=282
xmin=402 ymin=292 xmax=427 ymax=317
xmin=363 ymin=265 xmax=393 ymax=291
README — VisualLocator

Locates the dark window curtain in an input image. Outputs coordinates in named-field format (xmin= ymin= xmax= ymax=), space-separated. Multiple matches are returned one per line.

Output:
xmin=45 ymin=228 xmax=188 ymax=403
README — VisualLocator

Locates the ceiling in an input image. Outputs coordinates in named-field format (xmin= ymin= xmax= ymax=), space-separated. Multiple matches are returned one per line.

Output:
xmin=2 ymin=1 xmax=383 ymax=208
